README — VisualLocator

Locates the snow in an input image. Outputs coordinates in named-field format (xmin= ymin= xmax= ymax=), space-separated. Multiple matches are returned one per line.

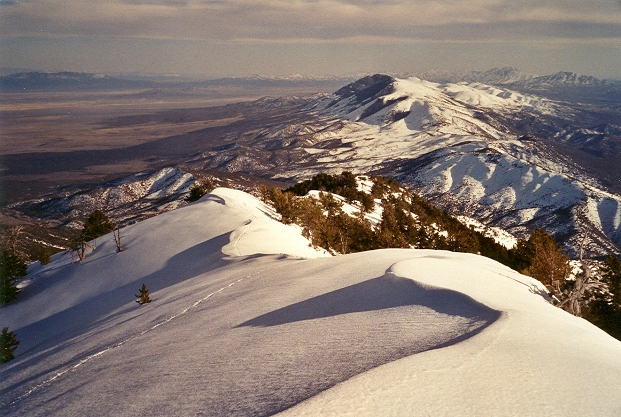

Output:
xmin=2 ymin=188 xmax=621 ymax=416
xmin=304 ymin=189 xmax=384 ymax=228
xmin=282 ymin=254 xmax=621 ymax=417
xmin=456 ymin=215 xmax=518 ymax=249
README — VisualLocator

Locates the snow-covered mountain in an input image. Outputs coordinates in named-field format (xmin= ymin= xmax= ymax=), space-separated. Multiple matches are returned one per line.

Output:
xmin=2 ymin=188 xmax=620 ymax=416
xmin=245 ymin=74 xmax=620 ymax=256
xmin=12 ymin=167 xmax=196 ymax=229
xmin=417 ymin=67 xmax=618 ymax=88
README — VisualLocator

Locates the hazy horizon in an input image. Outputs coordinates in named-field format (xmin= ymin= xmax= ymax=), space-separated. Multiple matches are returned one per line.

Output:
xmin=1 ymin=1 xmax=620 ymax=80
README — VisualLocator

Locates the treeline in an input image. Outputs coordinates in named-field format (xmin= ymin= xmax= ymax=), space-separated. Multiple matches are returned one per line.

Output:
xmin=263 ymin=172 xmax=564 ymax=277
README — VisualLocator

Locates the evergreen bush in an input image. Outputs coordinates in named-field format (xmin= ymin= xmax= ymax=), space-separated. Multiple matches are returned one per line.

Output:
xmin=0 ymin=251 xmax=27 ymax=304
xmin=0 ymin=327 xmax=20 ymax=363
xmin=135 ymin=283 xmax=151 ymax=305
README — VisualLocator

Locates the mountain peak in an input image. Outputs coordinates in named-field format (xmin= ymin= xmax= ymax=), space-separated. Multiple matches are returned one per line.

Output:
xmin=334 ymin=74 xmax=395 ymax=102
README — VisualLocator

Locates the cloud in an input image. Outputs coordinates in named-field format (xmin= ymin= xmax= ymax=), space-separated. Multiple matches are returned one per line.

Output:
xmin=2 ymin=0 xmax=620 ymax=43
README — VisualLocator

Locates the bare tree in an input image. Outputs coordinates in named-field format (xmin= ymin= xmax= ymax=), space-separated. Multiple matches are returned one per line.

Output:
xmin=559 ymin=234 xmax=590 ymax=316
xmin=113 ymin=226 xmax=124 ymax=252
xmin=1 ymin=226 xmax=27 ymax=260
xmin=70 ymin=234 xmax=93 ymax=262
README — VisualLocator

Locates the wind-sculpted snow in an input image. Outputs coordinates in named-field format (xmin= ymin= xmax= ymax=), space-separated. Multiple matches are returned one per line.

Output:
xmin=279 ymin=252 xmax=621 ymax=417
xmin=2 ymin=189 xmax=620 ymax=416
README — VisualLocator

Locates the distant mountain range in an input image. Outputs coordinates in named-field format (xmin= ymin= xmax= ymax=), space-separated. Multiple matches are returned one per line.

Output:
xmin=415 ymin=67 xmax=621 ymax=104
xmin=416 ymin=67 xmax=616 ymax=87
xmin=0 ymin=71 xmax=356 ymax=92
xmin=3 ymin=68 xmax=619 ymax=95
xmin=0 ymin=71 xmax=158 ymax=91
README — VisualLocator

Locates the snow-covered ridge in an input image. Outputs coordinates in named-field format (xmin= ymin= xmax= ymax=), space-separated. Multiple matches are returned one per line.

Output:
xmin=12 ymin=167 xmax=197 ymax=228
xmin=2 ymin=188 xmax=620 ymax=416
xmin=319 ymin=75 xmax=557 ymax=130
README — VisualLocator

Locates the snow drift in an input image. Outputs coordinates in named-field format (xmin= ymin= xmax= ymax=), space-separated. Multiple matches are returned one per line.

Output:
xmin=2 ymin=188 xmax=620 ymax=416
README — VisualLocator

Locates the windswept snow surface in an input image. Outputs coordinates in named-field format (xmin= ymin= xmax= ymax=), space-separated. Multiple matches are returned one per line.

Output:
xmin=2 ymin=189 xmax=621 ymax=416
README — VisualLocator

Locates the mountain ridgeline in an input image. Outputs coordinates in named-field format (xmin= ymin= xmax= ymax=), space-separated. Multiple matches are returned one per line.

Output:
xmin=265 ymin=172 xmax=556 ymax=277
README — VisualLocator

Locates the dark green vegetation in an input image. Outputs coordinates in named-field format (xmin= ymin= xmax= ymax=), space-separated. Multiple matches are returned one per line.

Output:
xmin=0 ymin=251 xmax=27 ymax=304
xmin=583 ymin=255 xmax=621 ymax=340
xmin=0 ymin=226 xmax=29 ymax=304
xmin=135 ymin=283 xmax=152 ymax=305
xmin=0 ymin=327 xmax=20 ymax=364
xmin=82 ymin=210 xmax=117 ymax=242
xmin=186 ymin=179 xmax=216 ymax=203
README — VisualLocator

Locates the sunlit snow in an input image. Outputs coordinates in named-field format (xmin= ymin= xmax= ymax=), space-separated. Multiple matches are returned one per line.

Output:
xmin=2 ymin=188 xmax=620 ymax=416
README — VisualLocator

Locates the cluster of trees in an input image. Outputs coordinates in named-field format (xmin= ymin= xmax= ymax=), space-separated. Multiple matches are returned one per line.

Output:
xmin=0 ymin=209 xmax=148 ymax=364
xmin=286 ymin=172 xmax=375 ymax=212
xmin=264 ymin=172 xmax=567 ymax=276
xmin=186 ymin=179 xmax=215 ymax=203
xmin=1 ymin=226 xmax=29 ymax=364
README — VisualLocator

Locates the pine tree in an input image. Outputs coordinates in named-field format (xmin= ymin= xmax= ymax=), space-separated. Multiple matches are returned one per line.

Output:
xmin=82 ymin=210 xmax=116 ymax=242
xmin=135 ymin=283 xmax=151 ymax=305
xmin=0 ymin=327 xmax=20 ymax=363
xmin=38 ymin=247 xmax=51 ymax=265
xmin=0 ymin=251 xmax=27 ymax=304
xmin=185 ymin=180 xmax=215 ymax=203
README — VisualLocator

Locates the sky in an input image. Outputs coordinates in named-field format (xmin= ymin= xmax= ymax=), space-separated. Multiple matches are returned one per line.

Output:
xmin=1 ymin=0 xmax=621 ymax=79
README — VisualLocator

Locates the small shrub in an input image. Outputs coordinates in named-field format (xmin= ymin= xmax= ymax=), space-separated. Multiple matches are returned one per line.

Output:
xmin=0 ymin=327 xmax=20 ymax=363
xmin=38 ymin=248 xmax=51 ymax=265
xmin=135 ymin=283 xmax=151 ymax=305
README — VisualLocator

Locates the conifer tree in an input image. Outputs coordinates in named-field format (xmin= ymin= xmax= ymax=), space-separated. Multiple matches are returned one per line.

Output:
xmin=38 ymin=247 xmax=51 ymax=265
xmin=0 ymin=327 xmax=20 ymax=363
xmin=185 ymin=180 xmax=215 ymax=203
xmin=135 ymin=283 xmax=151 ymax=305
xmin=0 ymin=251 xmax=27 ymax=304
xmin=82 ymin=210 xmax=116 ymax=242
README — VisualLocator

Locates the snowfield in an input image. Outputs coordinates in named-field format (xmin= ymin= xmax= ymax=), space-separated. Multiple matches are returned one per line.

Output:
xmin=2 ymin=188 xmax=621 ymax=416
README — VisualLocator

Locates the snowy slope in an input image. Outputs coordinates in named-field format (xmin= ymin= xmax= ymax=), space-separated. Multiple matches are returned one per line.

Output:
xmin=2 ymin=189 xmax=621 ymax=416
